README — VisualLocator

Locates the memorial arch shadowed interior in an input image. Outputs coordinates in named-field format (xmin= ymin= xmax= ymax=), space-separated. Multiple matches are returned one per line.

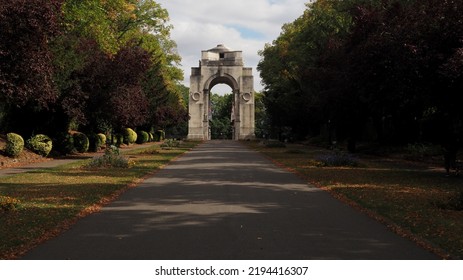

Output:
xmin=187 ymin=45 xmax=255 ymax=140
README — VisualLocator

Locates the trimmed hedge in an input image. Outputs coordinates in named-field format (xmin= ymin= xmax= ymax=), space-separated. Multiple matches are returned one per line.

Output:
xmin=88 ymin=133 xmax=106 ymax=152
xmin=73 ymin=132 xmax=89 ymax=153
xmin=136 ymin=130 xmax=149 ymax=144
xmin=60 ymin=133 xmax=76 ymax=154
xmin=123 ymin=128 xmax=137 ymax=145
xmin=97 ymin=133 xmax=106 ymax=146
xmin=88 ymin=133 xmax=101 ymax=152
xmin=111 ymin=134 xmax=124 ymax=147
xmin=27 ymin=134 xmax=52 ymax=157
xmin=154 ymin=130 xmax=165 ymax=142
xmin=5 ymin=133 xmax=24 ymax=158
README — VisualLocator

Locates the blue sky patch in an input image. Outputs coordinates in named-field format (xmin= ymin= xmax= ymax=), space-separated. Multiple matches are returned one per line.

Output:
xmin=227 ymin=25 xmax=266 ymax=40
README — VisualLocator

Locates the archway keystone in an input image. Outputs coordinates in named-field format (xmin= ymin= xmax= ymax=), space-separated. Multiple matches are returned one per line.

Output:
xmin=187 ymin=44 xmax=255 ymax=140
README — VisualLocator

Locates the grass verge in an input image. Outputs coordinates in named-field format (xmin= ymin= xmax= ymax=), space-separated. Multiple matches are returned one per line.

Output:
xmin=0 ymin=141 xmax=200 ymax=259
xmin=248 ymin=142 xmax=463 ymax=259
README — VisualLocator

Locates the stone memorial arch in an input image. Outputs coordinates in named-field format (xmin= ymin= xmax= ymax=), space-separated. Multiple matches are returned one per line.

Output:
xmin=187 ymin=44 xmax=255 ymax=140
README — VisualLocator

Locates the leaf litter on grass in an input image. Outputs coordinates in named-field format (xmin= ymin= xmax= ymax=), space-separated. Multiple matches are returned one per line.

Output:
xmin=248 ymin=142 xmax=463 ymax=259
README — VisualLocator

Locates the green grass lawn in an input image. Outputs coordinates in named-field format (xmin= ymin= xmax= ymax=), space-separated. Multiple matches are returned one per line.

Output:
xmin=0 ymin=142 xmax=199 ymax=259
xmin=248 ymin=142 xmax=463 ymax=259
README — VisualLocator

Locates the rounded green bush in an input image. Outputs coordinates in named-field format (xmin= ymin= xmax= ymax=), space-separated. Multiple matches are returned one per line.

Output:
xmin=111 ymin=135 xmax=118 ymax=146
xmin=59 ymin=133 xmax=76 ymax=155
xmin=112 ymin=134 xmax=124 ymax=147
xmin=27 ymin=134 xmax=53 ymax=157
xmin=123 ymin=128 xmax=137 ymax=145
xmin=97 ymin=133 xmax=106 ymax=146
xmin=156 ymin=130 xmax=166 ymax=141
xmin=88 ymin=133 xmax=101 ymax=152
xmin=73 ymin=132 xmax=89 ymax=153
xmin=88 ymin=133 xmax=106 ymax=152
xmin=136 ymin=131 xmax=149 ymax=144
xmin=5 ymin=133 xmax=24 ymax=158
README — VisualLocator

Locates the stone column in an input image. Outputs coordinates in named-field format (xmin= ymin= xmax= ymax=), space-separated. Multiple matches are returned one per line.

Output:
xmin=187 ymin=91 xmax=204 ymax=140
xmin=203 ymin=89 xmax=210 ymax=140
xmin=233 ymin=89 xmax=241 ymax=140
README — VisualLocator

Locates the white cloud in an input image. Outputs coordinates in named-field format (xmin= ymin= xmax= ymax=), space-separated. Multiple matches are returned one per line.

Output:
xmin=156 ymin=0 xmax=308 ymax=93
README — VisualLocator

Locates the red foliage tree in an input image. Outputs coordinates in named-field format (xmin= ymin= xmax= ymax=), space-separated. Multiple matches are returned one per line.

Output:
xmin=109 ymin=85 xmax=149 ymax=129
xmin=64 ymin=41 xmax=153 ymax=132
xmin=0 ymin=0 xmax=63 ymax=109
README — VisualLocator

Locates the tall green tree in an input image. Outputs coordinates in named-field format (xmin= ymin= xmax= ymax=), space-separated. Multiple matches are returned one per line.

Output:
xmin=1 ymin=0 xmax=186 ymax=148
xmin=254 ymin=92 xmax=271 ymax=139
xmin=210 ymin=94 xmax=233 ymax=139
xmin=52 ymin=0 xmax=185 ymax=134
xmin=259 ymin=0 xmax=463 ymax=148
xmin=258 ymin=0 xmax=352 ymax=140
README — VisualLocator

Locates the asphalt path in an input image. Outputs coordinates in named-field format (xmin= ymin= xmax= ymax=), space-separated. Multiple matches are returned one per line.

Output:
xmin=24 ymin=140 xmax=438 ymax=259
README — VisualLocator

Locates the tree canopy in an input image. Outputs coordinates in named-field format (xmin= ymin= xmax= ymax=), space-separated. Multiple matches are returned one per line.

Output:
xmin=258 ymin=0 xmax=463 ymax=149
xmin=210 ymin=93 xmax=233 ymax=139
xmin=0 ymin=0 xmax=187 ymax=142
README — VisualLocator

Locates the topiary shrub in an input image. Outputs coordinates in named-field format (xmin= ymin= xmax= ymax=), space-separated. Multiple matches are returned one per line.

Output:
xmin=97 ymin=133 xmax=106 ymax=146
xmin=123 ymin=128 xmax=137 ymax=145
xmin=136 ymin=131 xmax=149 ymax=144
xmin=156 ymin=130 xmax=165 ymax=141
xmin=111 ymin=134 xmax=124 ymax=147
xmin=59 ymin=133 xmax=76 ymax=155
xmin=73 ymin=132 xmax=89 ymax=153
xmin=88 ymin=133 xmax=106 ymax=152
xmin=111 ymin=135 xmax=118 ymax=146
xmin=5 ymin=133 xmax=24 ymax=158
xmin=27 ymin=134 xmax=53 ymax=157
xmin=88 ymin=133 xmax=102 ymax=152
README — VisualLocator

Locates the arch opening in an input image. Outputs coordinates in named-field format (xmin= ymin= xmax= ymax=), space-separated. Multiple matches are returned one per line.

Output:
xmin=209 ymin=83 xmax=234 ymax=140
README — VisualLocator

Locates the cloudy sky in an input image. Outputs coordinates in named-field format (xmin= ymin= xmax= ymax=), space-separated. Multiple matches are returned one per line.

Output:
xmin=156 ymin=0 xmax=309 ymax=94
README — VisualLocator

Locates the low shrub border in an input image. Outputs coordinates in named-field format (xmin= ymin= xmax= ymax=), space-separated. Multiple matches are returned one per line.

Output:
xmin=123 ymin=128 xmax=137 ymax=145
xmin=136 ymin=131 xmax=149 ymax=144
xmin=73 ymin=132 xmax=90 ymax=153
xmin=27 ymin=134 xmax=53 ymax=157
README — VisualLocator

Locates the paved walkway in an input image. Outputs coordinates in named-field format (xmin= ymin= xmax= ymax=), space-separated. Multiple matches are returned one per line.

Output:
xmin=0 ymin=159 xmax=78 ymax=177
xmin=23 ymin=141 xmax=438 ymax=259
